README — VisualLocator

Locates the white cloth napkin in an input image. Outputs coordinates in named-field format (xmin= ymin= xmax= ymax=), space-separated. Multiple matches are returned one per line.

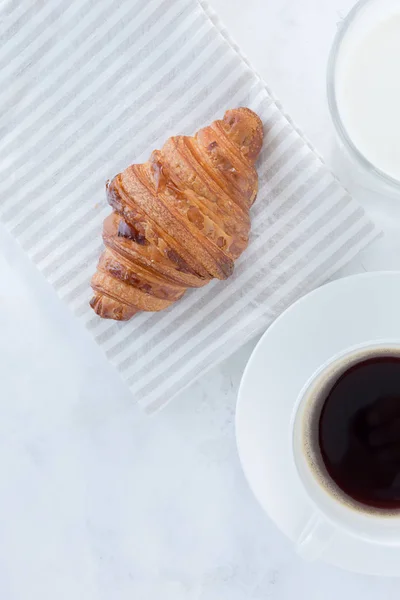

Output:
xmin=0 ymin=0 xmax=378 ymax=412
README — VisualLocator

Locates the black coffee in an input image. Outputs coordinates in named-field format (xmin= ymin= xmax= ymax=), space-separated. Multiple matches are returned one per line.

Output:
xmin=319 ymin=356 xmax=400 ymax=509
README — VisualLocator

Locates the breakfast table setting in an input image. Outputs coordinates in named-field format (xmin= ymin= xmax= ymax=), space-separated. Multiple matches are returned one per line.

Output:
xmin=1 ymin=0 xmax=400 ymax=598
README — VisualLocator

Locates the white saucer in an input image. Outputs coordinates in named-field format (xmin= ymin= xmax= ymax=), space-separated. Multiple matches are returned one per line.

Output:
xmin=237 ymin=272 xmax=400 ymax=576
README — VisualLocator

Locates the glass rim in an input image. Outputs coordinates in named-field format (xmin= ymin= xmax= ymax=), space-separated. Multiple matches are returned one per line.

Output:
xmin=327 ymin=0 xmax=400 ymax=192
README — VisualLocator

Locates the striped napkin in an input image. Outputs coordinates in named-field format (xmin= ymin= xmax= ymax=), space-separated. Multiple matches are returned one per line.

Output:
xmin=0 ymin=0 xmax=378 ymax=413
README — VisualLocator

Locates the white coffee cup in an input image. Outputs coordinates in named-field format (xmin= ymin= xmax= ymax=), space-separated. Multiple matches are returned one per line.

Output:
xmin=292 ymin=342 xmax=400 ymax=561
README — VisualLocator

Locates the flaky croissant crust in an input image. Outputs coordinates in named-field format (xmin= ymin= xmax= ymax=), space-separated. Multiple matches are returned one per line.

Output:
xmin=90 ymin=107 xmax=263 ymax=320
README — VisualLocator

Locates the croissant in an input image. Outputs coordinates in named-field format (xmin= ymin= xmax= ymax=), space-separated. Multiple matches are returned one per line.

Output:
xmin=90 ymin=107 xmax=263 ymax=320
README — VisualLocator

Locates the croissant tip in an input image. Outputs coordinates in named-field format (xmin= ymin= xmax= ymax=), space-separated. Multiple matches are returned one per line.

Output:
xmin=222 ymin=107 xmax=263 ymax=163
xmin=230 ymin=106 xmax=263 ymax=125
xmin=90 ymin=292 xmax=135 ymax=321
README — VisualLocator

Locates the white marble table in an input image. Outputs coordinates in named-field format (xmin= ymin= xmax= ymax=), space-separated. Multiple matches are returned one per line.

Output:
xmin=1 ymin=0 xmax=400 ymax=598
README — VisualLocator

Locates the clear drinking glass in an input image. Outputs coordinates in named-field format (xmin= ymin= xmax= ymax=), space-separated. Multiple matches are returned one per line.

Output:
xmin=328 ymin=0 xmax=400 ymax=199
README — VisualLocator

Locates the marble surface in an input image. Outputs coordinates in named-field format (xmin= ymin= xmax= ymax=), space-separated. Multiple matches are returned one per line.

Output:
xmin=1 ymin=0 xmax=400 ymax=598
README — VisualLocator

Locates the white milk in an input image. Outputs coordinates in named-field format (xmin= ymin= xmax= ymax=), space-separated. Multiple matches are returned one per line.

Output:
xmin=336 ymin=15 xmax=400 ymax=182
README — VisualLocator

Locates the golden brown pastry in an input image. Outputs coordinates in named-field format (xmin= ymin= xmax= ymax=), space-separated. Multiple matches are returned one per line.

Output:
xmin=90 ymin=107 xmax=263 ymax=320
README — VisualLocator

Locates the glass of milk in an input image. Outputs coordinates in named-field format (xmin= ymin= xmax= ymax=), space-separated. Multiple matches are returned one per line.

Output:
xmin=328 ymin=0 xmax=400 ymax=197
